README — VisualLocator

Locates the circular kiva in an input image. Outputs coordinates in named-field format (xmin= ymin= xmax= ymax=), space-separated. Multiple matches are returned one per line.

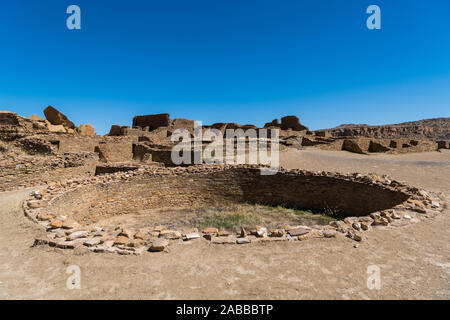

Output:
xmin=25 ymin=165 xmax=443 ymax=255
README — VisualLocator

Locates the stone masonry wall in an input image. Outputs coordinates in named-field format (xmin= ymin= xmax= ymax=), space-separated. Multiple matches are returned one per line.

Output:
xmin=48 ymin=167 xmax=410 ymax=225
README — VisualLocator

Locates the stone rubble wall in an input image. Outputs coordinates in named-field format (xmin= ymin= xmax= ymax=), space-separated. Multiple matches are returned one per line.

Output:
xmin=24 ymin=165 xmax=444 ymax=255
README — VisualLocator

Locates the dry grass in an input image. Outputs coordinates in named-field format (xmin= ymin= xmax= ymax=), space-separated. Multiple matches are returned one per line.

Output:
xmin=192 ymin=203 xmax=335 ymax=231
xmin=116 ymin=203 xmax=336 ymax=231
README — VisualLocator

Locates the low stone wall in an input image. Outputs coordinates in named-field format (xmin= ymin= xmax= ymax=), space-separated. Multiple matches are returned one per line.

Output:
xmin=24 ymin=165 xmax=444 ymax=255
xmin=0 ymin=151 xmax=98 ymax=192
xmin=48 ymin=167 xmax=410 ymax=223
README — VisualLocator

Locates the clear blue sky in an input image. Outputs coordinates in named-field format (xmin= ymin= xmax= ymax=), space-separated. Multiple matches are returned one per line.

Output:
xmin=1 ymin=0 xmax=449 ymax=134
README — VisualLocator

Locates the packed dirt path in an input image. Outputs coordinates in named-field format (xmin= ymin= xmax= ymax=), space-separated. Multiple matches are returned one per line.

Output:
xmin=0 ymin=150 xmax=449 ymax=299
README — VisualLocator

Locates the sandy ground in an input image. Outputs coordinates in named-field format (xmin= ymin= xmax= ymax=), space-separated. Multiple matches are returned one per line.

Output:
xmin=0 ymin=149 xmax=449 ymax=299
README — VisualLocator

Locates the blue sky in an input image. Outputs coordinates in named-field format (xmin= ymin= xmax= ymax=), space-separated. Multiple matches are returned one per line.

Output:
xmin=1 ymin=0 xmax=449 ymax=134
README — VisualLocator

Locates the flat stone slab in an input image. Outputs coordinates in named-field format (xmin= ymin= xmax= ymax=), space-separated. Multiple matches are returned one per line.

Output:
xmin=236 ymin=237 xmax=251 ymax=244
xmin=287 ymin=227 xmax=310 ymax=237
xmin=211 ymin=236 xmax=236 ymax=244
xmin=149 ymin=239 xmax=169 ymax=252
xmin=67 ymin=230 xmax=89 ymax=241
xmin=84 ymin=238 xmax=102 ymax=247
xmin=184 ymin=232 xmax=201 ymax=241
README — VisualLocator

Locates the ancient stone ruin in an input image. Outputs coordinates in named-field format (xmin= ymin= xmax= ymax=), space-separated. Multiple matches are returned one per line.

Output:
xmin=0 ymin=106 xmax=448 ymax=255
xmin=26 ymin=165 xmax=443 ymax=254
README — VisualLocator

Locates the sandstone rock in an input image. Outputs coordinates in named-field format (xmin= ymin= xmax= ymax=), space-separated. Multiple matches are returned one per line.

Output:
xmin=46 ymin=121 xmax=67 ymax=133
xmin=287 ymin=227 xmax=310 ymax=237
xmin=44 ymin=106 xmax=75 ymax=128
xmin=149 ymin=231 xmax=160 ymax=238
xmin=380 ymin=211 xmax=391 ymax=218
xmin=149 ymin=239 xmax=169 ymax=252
xmin=431 ymin=201 xmax=440 ymax=208
xmin=89 ymin=245 xmax=107 ymax=253
xmin=55 ymin=238 xmax=85 ymax=249
xmin=236 ymin=237 xmax=251 ymax=244
xmin=62 ymin=220 xmax=79 ymax=229
xmin=118 ymin=229 xmax=135 ymax=238
xmin=134 ymin=231 xmax=148 ymax=240
xmin=159 ymin=230 xmax=181 ymax=240
xmin=49 ymin=220 xmax=63 ymax=229
xmin=203 ymin=234 xmax=215 ymax=241
xmin=239 ymin=227 xmax=248 ymax=238
xmin=211 ymin=236 xmax=236 ymax=244
xmin=322 ymin=230 xmax=337 ymax=238
xmin=182 ymin=228 xmax=198 ymax=234
xmin=360 ymin=222 xmax=371 ymax=231
xmin=269 ymin=229 xmax=285 ymax=237
xmin=258 ymin=236 xmax=287 ymax=242
xmin=353 ymin=232 xmax=363 ymax=241
xmin=344 ymin=217 xmax=354 ymax=225
xmin=330 ymin=220 xmax=347 ymax=228
xmin=76 ymin=124 xmax=96 ymax=136
xmin=413 ymin=207 xmax=427 ymax=214
xmin=103 ymin=240 xmax=115 ymax=248
xmin=114 ymin=236 xmax=130 ymax=246
xmin=352 ymin=222 xmax=361 ymax=231
xmin=372 ymin=217 xmax=383 ymax=226
xmin=250 ymin=226 xmax=267 ymax=237
xmin=37 ymin=213 xmax=54 ymax=221
xmin=27 ymin=200 xmax=44 ymax=209
xmin=298 ymin=229 xmax=323 ymax=241
xmin=218 ymin=230 xmax=230 ymax=237
xmin=83 ymin=238 xmax=101 ymax=247
xmin=370 ymin=212 xmax=381 ymax=220
xmin=203 ymin=227 xmax=218 ymax=234
xmin=127 ymin=239 xmax=147 ymax=248
xmin=409 ymin=199 xmax=425 ymax=208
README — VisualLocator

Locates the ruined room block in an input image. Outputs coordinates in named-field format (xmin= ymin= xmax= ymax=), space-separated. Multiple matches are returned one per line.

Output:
xmin=368 ymin=141 xmax=391 ymax=153
xmin=95 ymin=140 xmax=133 ymax=162
xmin=132 ymin=113 xmax=171 ymax=131
xmin=342 ymin=139 xmax=369 ymax=154
xmin=280 ymin=115 xmax=309 ymax=131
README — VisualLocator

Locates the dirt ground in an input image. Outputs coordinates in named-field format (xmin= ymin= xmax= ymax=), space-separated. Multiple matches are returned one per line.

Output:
xmin=0 ymin=149 xmax=449 ymax=299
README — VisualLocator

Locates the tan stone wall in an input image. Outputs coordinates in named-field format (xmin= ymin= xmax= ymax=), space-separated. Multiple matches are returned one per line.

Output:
xmin=49 ymin=167 xmax=410 ymax=225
